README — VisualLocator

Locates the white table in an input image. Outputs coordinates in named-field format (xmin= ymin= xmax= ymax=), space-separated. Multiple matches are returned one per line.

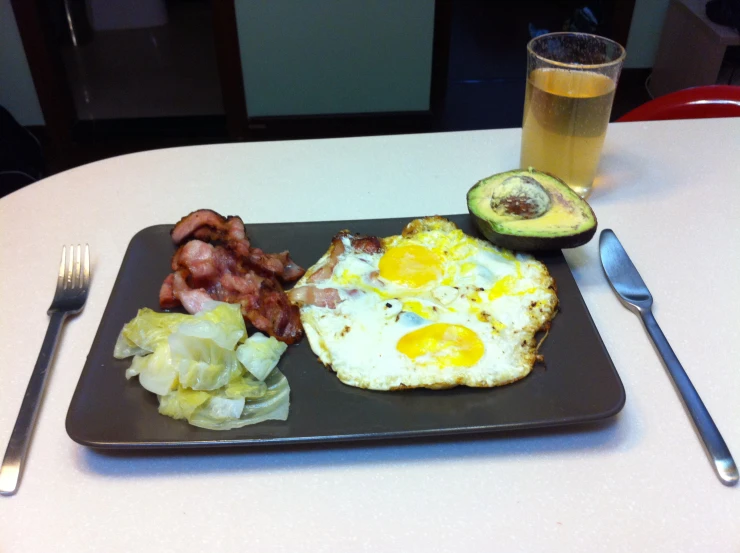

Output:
xmin=1 ymin=119 xmax=738 ymax=552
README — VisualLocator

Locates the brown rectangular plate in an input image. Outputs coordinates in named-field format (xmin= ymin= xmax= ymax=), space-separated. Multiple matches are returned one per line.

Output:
xmin=66 ymin=215 xmax=624 ymax=449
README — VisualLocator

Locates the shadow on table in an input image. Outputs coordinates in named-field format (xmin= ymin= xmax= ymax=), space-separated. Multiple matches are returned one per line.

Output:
xmin=77 ymin=415 xmax=632 ymax=478
xmin=589 ymin=149 xmax=684 ymax=203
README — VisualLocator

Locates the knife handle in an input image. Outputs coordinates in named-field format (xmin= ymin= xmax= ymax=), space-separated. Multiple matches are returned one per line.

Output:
xmin=640 ymin=309 xmax=738 ymax=486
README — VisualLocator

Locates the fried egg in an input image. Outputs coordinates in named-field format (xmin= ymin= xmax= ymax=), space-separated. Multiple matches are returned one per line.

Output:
xmin=290 ymin=217 xmax=558 ymax=390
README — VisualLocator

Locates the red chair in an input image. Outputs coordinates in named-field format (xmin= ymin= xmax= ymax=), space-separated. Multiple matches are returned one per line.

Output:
xmin=617 ymin=85 xmax=740 ymax=122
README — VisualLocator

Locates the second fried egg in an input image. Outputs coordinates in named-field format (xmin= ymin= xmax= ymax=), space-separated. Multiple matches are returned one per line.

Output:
xmin=288 ymin=217 xmax=558 ymax=390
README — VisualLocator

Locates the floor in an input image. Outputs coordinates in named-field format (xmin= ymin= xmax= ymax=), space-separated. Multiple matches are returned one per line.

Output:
xmin=0 ymin=1 xmax=688 ymax=198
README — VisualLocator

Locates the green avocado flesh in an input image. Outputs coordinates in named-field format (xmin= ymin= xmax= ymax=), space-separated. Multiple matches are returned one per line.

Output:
xmin=467 ymin=169 xmax=597 ymax=251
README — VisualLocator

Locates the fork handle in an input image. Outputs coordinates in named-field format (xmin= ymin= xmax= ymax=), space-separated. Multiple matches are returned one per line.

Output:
xmin=0 ymin=311 xmax=67 ymax=496
xmin=640 ymin=309 xmax=738 ymax=486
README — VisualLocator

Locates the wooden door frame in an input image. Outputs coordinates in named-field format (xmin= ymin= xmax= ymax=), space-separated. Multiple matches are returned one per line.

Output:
xmin=212 ymin=0 xmax=248 ymax=140
xmin=612 ymin=0 xmax=637 ymax=49
xmin=12 ymin=0 xmax=634 ymax=152
xmin=11 ymin=0 xmax=78 ymax=165
xmin=430 ymin=0 xmax=453 ymax=115
xmin=10 ymin=0 xmax=248 ymax=158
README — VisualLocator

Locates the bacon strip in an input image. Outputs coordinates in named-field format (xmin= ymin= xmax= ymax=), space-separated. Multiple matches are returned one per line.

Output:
xmin=350 ymin=235 xmax=381 ymax=254
xmin=172 ymin=240 xmax=219 ymax=281
xmin=171 ymin=209 xmax=304 ymax=283
xmin=306 ymin=231 xmax=382 ymax=285
xmin=247 ymin=282 xmax=304 ymax=343
xmin=161 ymin=209 xmax=305 ymax=343
xmin=159 ymin=274 xmax=178 ymax=309
xmin=275 ymin=251 xmax=305 ymax=281
xmin=308 ymin=237 xmax=345 ymax=283
xmin=172 ymin=270 xmax=213 ymax=314
xmin=288 ymin=286 xmax=342 ymax=309
xmin=171 ymin=210 xmax=243 ymax=245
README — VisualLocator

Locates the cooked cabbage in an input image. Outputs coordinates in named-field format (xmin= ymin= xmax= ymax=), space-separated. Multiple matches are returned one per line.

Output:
xmin=114 ymin=308 xmax=190 ymax=358
xmin=169 ymin=333 xmax=241 ymax=391
xmin=193 ymin=396 xmax=246 ymax=424
xmin=158 ymin=388 xmax=211 ymax=420
xmin=125 ymin=345 xmax=178 ymax=396
xmin=114 ymin=334 xmax=147 ymax=359
xmin=224 ymin=375 xmax=268 ymax=399
xmin=116 ymin=301 xmax=290 ymax=430
xmin=176 ymin=301 xmax=246 ymax=350
xmin=236 ymin=332 xmax=288 ymax=381
xmin=188 ymin=369 xmax=290 ymax=430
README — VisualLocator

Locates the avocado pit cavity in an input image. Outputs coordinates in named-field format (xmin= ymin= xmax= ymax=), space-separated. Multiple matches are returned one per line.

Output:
xmin=490 ymin=175 xmax=551 ymax=219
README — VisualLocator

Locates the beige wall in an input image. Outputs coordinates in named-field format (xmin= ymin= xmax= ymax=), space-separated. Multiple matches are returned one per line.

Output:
xmin=235 ymin=0 xmax=436 ymax=117
xmin=0 ymin=0 xmax=44 ymax=125
xmin=624 ymin=0 xmax=671 ymax=68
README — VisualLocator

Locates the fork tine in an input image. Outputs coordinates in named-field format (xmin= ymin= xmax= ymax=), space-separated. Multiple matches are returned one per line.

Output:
xmin=66 ymin=245 xmax=74 ymax=290
xmin=70 ymin=245 xmax=76 ymax=290
xmin=74 ymin=244 xmax=81 ymax=290
xmin=83 ymin=244 xmax=90 ymax=289
xmin=57 ymin=246 xmax=66 ymax=292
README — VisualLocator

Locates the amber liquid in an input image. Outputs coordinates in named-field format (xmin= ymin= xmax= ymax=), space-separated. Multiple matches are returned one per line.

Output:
xmin=520 ymin=68 xmax=616 ymax=197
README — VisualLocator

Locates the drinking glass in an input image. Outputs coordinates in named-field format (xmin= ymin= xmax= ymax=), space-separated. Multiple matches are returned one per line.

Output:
xmin=520 ymin=33 xmax=625 ymax=198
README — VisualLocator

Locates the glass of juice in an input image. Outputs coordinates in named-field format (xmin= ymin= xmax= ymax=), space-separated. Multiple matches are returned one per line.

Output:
xmin=520 ymin=33 xmax=625 ymax=198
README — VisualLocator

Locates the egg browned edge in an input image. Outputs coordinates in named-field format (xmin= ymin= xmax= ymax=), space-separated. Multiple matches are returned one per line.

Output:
xmin=292 ymin=216 xmax=560 ymax=391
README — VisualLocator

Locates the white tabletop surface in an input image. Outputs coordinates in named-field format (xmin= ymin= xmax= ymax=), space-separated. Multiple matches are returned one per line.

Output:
xmin=1 ymin=118 xmax=738 ymax=552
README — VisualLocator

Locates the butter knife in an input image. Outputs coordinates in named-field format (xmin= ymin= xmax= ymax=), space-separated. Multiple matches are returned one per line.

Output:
xmin=599 ymin=229 xmax=738 ymax=486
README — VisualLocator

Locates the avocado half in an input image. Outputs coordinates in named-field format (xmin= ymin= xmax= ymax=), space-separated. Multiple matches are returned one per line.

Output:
xmin=467 ymin=168 xmax=597 ymax=251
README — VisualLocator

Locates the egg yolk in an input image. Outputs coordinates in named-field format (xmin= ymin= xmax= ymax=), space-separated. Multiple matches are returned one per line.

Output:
xmin=402 ymin=300 xmax=439 ymax=320
xmin=379 ymin=244 xmax=443 ymax=288
xmin=488 ymin=264 xmax=537 ymax=301
xmin=397 ymin=323 xmax=484 ymax=368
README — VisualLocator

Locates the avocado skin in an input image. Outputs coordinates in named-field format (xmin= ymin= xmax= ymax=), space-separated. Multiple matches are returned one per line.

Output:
xmin=469 ymin=211 xmax=597 ymax=251
xmin=467 ymin=169 xmax=597 ymax=251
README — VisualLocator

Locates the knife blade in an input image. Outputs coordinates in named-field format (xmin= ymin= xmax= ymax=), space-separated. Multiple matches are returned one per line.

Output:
xmin=600 ymin=229 xmax=738 ymax=486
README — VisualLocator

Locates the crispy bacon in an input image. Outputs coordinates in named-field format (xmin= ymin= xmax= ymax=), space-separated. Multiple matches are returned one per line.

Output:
xmin=171 ymin=210 xmax=246 ymax=246
xmin=217 ymin=271 xmax=263 ymax=303
xmin=171 ymin=209 xmax=304 ymax=283
xmin=159 ymin=274 xmax=178 ymax=309
xmin=171 ymin=240 xmax=219 ymax=281
xmin=161 ymin=209 xmax=304 ymax=343
xmin=247 ymin=281 xmax=304 ymax=343
xmin=274 ymin=251 xmax=305 ymax=281
xmin=244 ymin=248 xmax=305 ymax=282
xmin=223 ymin=218 xmax=251 ymax=259
xmin=288 ymin=286 xmax=343 ymax=309
xmin=350 ymin=235 xmax=381 ymax=254
xmin=306 ymin=231 xmax=382 ymax=285
xmin=308 ymin=237 xmax=345 ymax=283
xmin=171 ymin=270 xmax=213 ymax=314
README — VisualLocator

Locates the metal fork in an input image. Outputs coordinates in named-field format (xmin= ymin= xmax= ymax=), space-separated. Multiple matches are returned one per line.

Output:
xmin=0 ymin=245 xmax=90 ymax=496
